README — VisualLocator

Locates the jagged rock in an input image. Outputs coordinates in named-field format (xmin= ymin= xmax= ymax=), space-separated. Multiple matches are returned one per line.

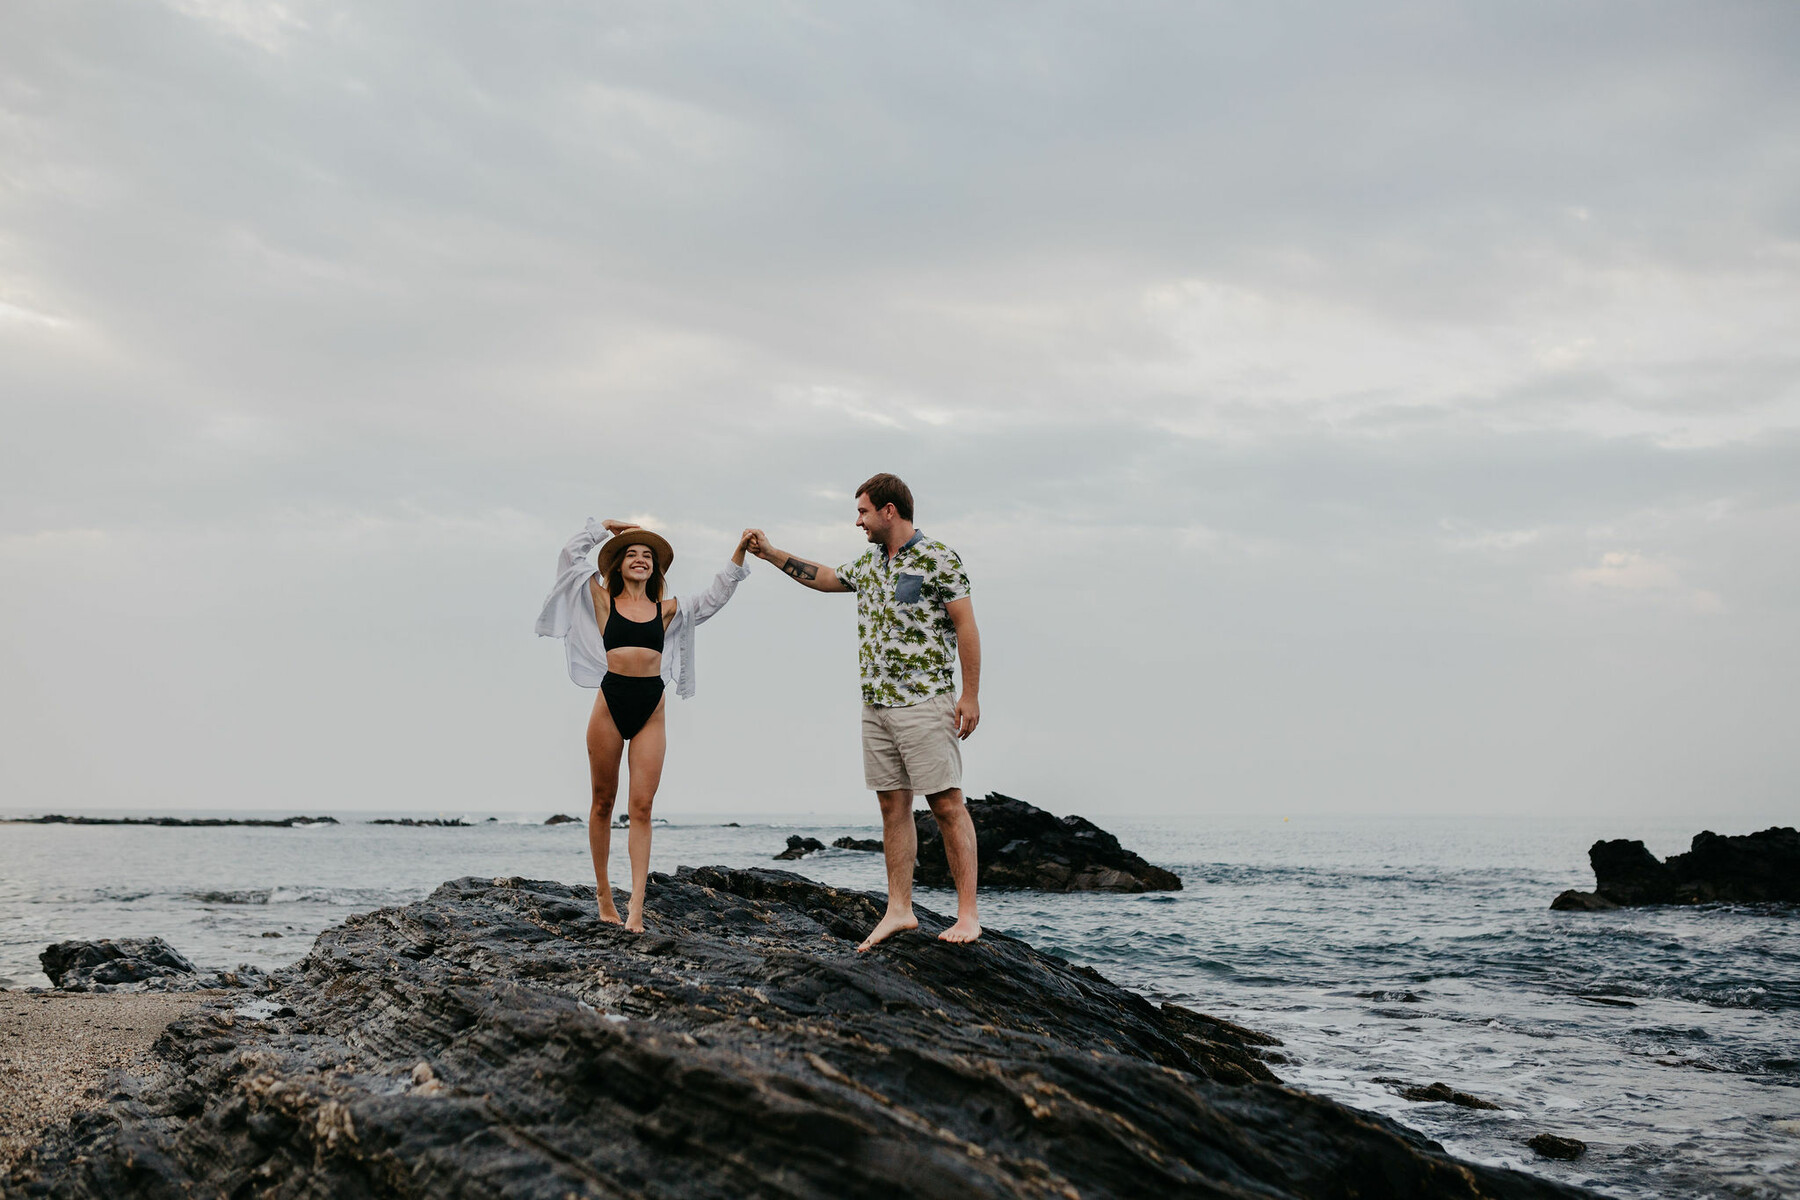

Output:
xmin=38 ymin=938 xmax=267 ymax=994
xmin=1550 ymin=890 xmax=1619 ymax=912
xmin=3 ymin=814 xmax=337 ymax=827
xmin=1528 ymin=1134 xmax=1587 ymax=1160
xmin=543 ymin=813 xmax=582 ymax=825
xmin=914 ymin=792 xmax=1182 ymax=892
xmin=7 ymin=870 xmax=1598 ymax=1200
xmin=367 ymin=818 xmax=470 ymax=827
xmin=1559 ymin=827 xmax=1800 ymax=908
xmin=1378 ymin=1079 xmax=1501 ymax=1110
xmin=833 ymin=835 xmax=884 ymax=853
xmin=773 ymin=835 xmax=826 ymax=860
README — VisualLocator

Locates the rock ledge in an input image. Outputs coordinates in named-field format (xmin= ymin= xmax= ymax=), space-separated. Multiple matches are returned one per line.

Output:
xmin=10 ymin=869 xmax=1594 ymax=1199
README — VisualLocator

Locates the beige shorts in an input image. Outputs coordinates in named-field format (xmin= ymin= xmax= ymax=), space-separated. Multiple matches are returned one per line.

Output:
xmin=861 ymin=692 xmax=963 ymax=795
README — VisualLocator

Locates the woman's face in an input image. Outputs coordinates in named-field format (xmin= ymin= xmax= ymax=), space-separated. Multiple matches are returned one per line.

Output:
xmin=620 ymin=544 xmax=656 ymax=582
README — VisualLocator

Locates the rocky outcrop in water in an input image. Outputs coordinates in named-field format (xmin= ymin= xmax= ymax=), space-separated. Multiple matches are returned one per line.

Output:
xmin=914 ymin=793 xmax=1182 ymax=892
xmin=833 ymin=835 xmax=884 ymax=853
xmin=367 ymin=818 xmax=471 ymax=827
xmin=2 ymin=815 xmax=337 ymax=827
xmin=543 ymin=813 xmax=582 ymax=825
xmin=38 ymin=938 xmax=268 ymax=994
xmin=1528 ymin=1134 xmax=1586 ymax=1161
xmin=773 ymin=835 xmax=827 ymax=860
xmin=1551 ymin=826 xmax=1799 ymax=909
xmin=8 ymin=869 xmax=1594 ymax=1199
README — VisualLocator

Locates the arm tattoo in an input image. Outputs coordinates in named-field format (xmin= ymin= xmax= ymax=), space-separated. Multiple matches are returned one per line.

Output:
xmin=782 ymin=557 xmax=819 ymax=582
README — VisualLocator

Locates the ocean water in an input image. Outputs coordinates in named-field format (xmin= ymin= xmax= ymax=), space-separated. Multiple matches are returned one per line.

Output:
xmin=1 ymin=810 xmax=1794 ymax=1199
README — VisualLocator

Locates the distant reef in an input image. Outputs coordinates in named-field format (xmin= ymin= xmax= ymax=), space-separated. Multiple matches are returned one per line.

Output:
xmin=918 ymin=792 xmax=1182 ymax=892
xmin=3 ymin=814 xmax=337 ymax=827
xmin=784 ymin=793 xmax=1182 ymax=893
xmin=8 ymin=870 xmax=1596 ymax=1199
xmin=1552 ymin=826 xmax=1799 ymax=909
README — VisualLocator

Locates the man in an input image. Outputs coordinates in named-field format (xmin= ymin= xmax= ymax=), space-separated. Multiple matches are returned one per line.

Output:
xmin=748 ymin=473 xmax=982 ymax=950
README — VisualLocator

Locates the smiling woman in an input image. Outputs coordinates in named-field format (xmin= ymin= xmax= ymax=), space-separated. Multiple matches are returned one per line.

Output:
xmin=535 ymin=518 xmax=754 ymax=931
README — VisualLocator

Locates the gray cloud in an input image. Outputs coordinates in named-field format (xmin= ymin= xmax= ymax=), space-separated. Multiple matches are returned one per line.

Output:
xmin=3 ymin=0 xmax=1797 ymax=823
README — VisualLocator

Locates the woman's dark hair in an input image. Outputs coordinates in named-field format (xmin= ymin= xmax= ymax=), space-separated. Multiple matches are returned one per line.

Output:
xmin=855 ymin=472 xmax=914 ymax=521
xmin=608 ymin=554 xmax=664 ymax=602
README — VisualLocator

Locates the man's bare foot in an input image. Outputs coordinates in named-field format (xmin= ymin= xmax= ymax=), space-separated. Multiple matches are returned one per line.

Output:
xmin=856 ymin=910 xmax=918 ymax=952
xmin=938 ymin=916 xmax=982 ymax=944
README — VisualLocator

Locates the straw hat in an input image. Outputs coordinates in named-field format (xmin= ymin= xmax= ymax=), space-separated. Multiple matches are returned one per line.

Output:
xmin=596 ymin=527 xmax=674 ymax=578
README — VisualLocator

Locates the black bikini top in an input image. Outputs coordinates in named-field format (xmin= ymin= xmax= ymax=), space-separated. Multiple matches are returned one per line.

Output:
xmin=602 ymin=596 xmax=665 ymax=653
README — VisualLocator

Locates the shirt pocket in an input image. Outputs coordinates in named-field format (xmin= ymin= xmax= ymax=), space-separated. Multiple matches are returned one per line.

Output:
xmin=894 ymin=572 xmax=925 ymax=604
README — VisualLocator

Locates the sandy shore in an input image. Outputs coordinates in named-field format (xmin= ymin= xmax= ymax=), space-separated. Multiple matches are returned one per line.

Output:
xmin=0 ymin=990 xmax=220 ymax=1173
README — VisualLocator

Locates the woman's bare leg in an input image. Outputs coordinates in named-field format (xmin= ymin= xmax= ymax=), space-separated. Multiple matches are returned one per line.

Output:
xmin=586 ymin=694 xmax=626 ymax=923
xmin=623 ymin=698 xmax=668 ymax=932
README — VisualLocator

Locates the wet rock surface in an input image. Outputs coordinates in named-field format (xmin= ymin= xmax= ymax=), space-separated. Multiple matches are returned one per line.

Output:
xmin=773 ymin=835 xmax=827 ymax=860
xmin=1552 ymin=827 xmax=1799 ymax=908
xmin=1527 ymin=1134 xmax=1587 ymax=1161
xmin=7 ymin=869 xmax=1595 ymax=1199
xmin=38 ymin=938 xmax=269 ymax=995
xmin=833 ymin=835 xmax=884 ymax=853
xmin=2 ymin=814 xmax=337 ymax=827
xmin=1377 ymin=1079 xmax=1502 ymax=1110
xmin=915 ymin=793 xmax=1183 ymax=892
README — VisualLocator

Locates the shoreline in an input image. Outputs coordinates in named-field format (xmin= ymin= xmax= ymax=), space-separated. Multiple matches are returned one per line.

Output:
xmin=0 ymin=990 xmax=222 ymax=1174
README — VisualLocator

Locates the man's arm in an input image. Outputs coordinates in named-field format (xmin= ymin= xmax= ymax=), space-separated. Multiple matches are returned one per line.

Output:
xmin=746 ymin=530 xmax=851 ymax=593
xmin=947 ymin=596 xmax=981 ymax=739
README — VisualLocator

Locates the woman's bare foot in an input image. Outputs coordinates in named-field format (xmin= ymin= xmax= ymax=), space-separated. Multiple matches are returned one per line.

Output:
xmin=596 ymin=891 xmax=623 ymax=925
xmin=624 ymin=900 xmax=646 ymax=933
xmin=856 ymin=909 xmax=919 ymax=952
xmin=938 ymin=916 xmax=982 ymax=944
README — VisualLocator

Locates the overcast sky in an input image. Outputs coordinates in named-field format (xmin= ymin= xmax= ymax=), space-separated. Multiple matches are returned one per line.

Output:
xmin=2 ymin=1 xmax=1796 ymax=825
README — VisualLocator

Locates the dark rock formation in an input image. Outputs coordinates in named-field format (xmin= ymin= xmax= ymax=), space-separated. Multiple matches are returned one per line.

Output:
xmin=1377 ymin=1079 xmax=1501 ymax=1110
xmin=914 ymin=793 xmax=1182 ymax=892
xmin=8 ymin=870 xmax=1595 ymax=1200
xmin=2 ymin=814 xmax=338 ymax=827
xmin=1527 ymin=1134 xmax=1586 ymax=1161
xmin=1552 ymin=827 xmax=1799 ymax=908
xmin=833 ymin=835 xmax=884 ymax=853
xmin=38 ymin=938 xmax=267 ymax=994
xmin=1549 ymin=890 xmax=1618 ymax=912
xmin=543 ymin=813 xmax=582 ymax=825
xmin=773 ymin=835 xmax=826 ymax=860
xmin=367 ymin=818 xmax=470 ymax=827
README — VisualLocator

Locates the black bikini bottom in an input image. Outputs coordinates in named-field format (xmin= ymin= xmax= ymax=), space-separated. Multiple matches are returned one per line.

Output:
xmin=601 ymin=673 xmax=665 ymax=740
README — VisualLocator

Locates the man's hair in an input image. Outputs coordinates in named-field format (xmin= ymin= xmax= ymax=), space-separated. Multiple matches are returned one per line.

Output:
xmin=855 ymin=473 xmax=914 ymax=522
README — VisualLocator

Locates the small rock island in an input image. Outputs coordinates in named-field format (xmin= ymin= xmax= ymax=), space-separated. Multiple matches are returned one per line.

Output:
xmin=8 ymin=870 xmax=1595 ymax=1199
xmin=1552 ymin=826 xmax=1799 ymax=909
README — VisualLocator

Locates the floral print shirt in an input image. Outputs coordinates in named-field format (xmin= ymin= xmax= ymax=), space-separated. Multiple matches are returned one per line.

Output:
xmin=837 ymin=531 xmax=971 ymax=706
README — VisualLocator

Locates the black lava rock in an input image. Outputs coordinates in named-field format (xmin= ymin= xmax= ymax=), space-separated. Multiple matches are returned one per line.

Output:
xmin=1549 ymin=890 xmax=1619 ymax=912
xmin=1380 ymin=1079 xmax=1502 ymax=1110
xmin=1558 ymin=827 xmax=1800 ymax=908
xmin=543 ymin=813 xmax=582 ymax=825
xmin=40 ymin=937 xmax=198 ymax=988
xmin=773 ymin=835 xmax=827 ymax=860
xmin=915 ymin=792 xmax=1182 ymax=892
xmin=5 ymin=815 xmax=337 ymax=827
xmin=1528 ymin=1134 xmax=1587 ymax=1160
xmin=9 ymin=870 xmax=1598 ymax=1200
xmin=37 ymin=938 xmax=267 ymax=993
xmin=832 ymin=835 xmax=884 ymax=853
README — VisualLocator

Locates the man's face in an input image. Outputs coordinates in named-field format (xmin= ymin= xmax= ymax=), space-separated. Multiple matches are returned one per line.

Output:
xmin=855 ymin=494 xmax=890 ymax=542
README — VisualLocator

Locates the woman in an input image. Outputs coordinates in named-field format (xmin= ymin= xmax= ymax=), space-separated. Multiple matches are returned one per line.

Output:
xmin=536 ymin=517 xmax=753 ymax=929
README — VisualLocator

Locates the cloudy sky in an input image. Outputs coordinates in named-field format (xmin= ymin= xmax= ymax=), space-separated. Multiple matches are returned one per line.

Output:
xmin=3 ymin=1 xmax=1796 ymax=824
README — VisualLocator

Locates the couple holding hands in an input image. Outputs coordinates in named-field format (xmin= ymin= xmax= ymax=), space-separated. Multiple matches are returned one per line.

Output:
xmin=535 ymin=473 xmax=982 ymax=951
